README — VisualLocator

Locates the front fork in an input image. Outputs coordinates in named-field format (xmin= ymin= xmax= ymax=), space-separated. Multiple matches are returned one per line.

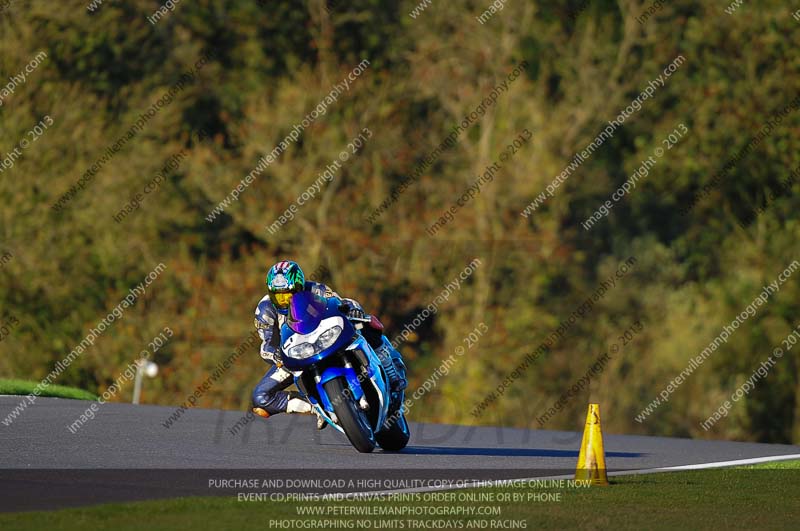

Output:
xmin=295 ymin=336 xmax=391 ymax=432
xmin=314 ymin=359 xmax=366 ymax=414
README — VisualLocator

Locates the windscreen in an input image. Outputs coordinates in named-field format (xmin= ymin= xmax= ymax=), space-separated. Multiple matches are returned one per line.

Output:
xmin=287 ymin=291 xmax=328 ymax=334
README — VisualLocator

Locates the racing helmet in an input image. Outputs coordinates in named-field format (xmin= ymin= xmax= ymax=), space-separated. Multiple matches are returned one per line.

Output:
xmin=266 ymin=260 xmax=305 ymax=314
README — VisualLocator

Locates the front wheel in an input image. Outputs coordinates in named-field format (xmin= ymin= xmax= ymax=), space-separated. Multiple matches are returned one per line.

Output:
xmin=323 ymin=377 xmax=376 ymax=453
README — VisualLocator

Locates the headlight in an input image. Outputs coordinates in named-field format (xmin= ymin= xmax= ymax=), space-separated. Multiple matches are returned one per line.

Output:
xmin=284 ymin=323 xmax=343 ymax=359
xmin=287 ymin=342 xmax=315 ymax=359
xmin=316 ymin=326 xmax=342 ymax=349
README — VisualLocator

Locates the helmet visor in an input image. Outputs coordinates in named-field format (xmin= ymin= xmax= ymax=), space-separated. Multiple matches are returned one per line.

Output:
xmin=271 ymin=291 xmax=293 ymax=309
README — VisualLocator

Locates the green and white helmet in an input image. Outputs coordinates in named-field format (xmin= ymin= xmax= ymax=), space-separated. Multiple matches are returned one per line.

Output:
xmin=266 ymin=260 xmax=305 ymax=313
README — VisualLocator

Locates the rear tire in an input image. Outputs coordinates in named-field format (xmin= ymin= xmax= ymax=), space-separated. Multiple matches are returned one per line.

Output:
xmin=323 ymin=377 xmax=376 ymax=453
xmin=376 ymin=412 xmax=410 ymax=452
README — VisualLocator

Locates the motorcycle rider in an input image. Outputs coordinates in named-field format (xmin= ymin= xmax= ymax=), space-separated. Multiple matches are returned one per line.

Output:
xmin=251 ymin=260 xmax=407 ymax=429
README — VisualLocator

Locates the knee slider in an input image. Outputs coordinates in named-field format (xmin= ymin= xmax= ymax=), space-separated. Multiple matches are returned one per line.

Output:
xmin=252 ymin=407 xmax=270 ymax=418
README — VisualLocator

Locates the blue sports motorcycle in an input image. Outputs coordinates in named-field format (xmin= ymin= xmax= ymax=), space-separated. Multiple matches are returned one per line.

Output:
xmin=279 ymin=291 xmax=410 ymax=453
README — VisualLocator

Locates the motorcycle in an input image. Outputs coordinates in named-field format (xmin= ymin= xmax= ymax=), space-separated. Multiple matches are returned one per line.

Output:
xmin=279 ymin=291 xmax=410 ymax=453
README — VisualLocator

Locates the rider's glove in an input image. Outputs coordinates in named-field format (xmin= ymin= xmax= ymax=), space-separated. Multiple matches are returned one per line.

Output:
xmin=260 ymin=344 xmax=280 ymax=365
xmin=339 ymin=302 xmax=366 ymax=321
xmin=347 ymin=306 xmax=366 ymax=321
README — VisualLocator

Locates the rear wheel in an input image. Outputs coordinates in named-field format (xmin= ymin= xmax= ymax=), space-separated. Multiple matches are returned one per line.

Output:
xmin=323 ymin=377 xmax=376 ymax=453
xmin=376 ymin=412 xmax=410 ymax=452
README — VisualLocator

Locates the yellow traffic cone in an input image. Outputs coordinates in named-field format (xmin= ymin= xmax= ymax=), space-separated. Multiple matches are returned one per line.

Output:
xmin=575 ymin=403 xmax=609 ymax=485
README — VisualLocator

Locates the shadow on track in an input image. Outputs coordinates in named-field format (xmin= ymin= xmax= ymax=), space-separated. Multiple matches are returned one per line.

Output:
xmin=397 ymin=446 xmax=643 ymax=458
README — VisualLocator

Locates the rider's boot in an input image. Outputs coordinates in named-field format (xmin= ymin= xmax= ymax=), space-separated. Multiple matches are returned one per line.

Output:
xmin=287 ymin=396 xmax=327 ymax=430
xmin=313 ymin=408 xmax=328 ymax=430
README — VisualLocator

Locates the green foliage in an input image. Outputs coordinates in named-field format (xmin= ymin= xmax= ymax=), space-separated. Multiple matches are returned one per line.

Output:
xmin=1 ymin=0 xmax=798 ymax=443
xmin=0 ymin=378 xmax=97 ymax=400
xmin=2 ymin=462 xmax=799 ymax=530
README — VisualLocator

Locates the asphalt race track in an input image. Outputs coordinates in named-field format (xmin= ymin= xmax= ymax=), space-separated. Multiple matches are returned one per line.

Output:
xmin=2 ymin=396 xmax=799 ymax=512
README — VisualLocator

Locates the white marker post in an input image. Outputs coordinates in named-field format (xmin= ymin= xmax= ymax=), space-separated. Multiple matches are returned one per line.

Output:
xmin=132 ymin=358 xmax=159 ymax=404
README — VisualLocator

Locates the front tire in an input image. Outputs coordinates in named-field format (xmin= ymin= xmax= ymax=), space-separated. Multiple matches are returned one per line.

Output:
xmin=323 ymin=377 xmax=376 ymax=453
xmin=376 ymin=412 xmax=410 ymax=452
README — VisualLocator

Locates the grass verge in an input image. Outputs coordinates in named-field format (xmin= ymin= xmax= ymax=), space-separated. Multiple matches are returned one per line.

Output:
xmin=1 ymin=460 xmax=798 ymax=530
xmin=0 ymin=378 xmax=97 ymax=401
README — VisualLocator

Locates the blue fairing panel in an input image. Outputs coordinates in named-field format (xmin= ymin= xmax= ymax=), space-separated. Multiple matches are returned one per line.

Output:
xmin=316 ymin=366 xmax=365 ymax=412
